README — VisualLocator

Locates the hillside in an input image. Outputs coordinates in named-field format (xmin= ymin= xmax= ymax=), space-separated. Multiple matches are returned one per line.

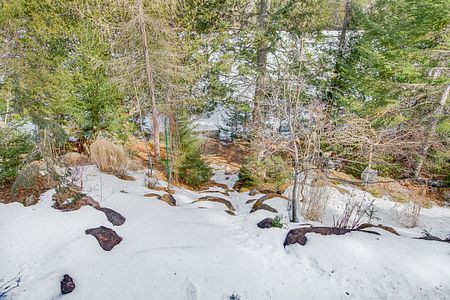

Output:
xmin=1 ymin=165 xmax=449 ymax=299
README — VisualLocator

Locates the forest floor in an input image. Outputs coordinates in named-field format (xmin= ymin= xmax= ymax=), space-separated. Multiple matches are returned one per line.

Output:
xmin=1 ymin=164 xmax=450 ymax=299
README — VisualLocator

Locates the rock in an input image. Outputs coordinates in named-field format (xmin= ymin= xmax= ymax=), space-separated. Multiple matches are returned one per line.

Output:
xmin=245 ymin=198 xmax=257 ymax=204
xmin=78 ymin=196 xmax=101 ymax=209
xmin=257 ymin=218 xmax=274 ymax=228
xmin=441 ymin=190 xmax=450 ymax=203
xmin=283 ymin=226 xmax=379 ymax=247
xmin=193 ymin=196 xmax=235 ymax=211
xmin=85 ymin=226 xmax=123 ymax=251
xmin=249 ymin=189 xmax=259 ymax=196
xmin=206 ymin=182 xmax=229 ymax=190
xmin=225 ymin=210 xmax=235 ymax=216
xmin=239 ymin=187 xmax=249 ymax=193
xmin=361 ymin=167 xmax=378 ymax=184
xmin=249 ymin=193 xmax=286 ymax=213
xmin=161 ymin=194 xmax=177 ymax=206
xmin=259 ymin=189 xmax=277 ymax=195
xmin=251 ymin=203 xmax=278 ymax=213
xmin=233 ymin=181 xmax=243 ymax=191
xmin=60 ymin=274 xmax=75 ymax=294
xmin=198 ymin=190 xmax=230 ymax=197
xmin=225 ymin=176 xmax=230 ymax=180
xmin=98 ymin=207 xmax=126 ymax=226
xmin=144 ymin=193 xmax=162 ymax=199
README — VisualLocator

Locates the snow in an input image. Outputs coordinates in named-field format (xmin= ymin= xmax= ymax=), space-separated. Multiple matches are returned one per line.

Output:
xmin=1 ymin=166 xmax=449 ymax=299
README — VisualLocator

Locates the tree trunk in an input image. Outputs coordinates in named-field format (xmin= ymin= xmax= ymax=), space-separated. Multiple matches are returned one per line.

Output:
xmin=137 ymin=0 xmax=160 ymax=160
xmin=253 ymin=0 xmax=269 ymax=127
xmin=413 ymin=84 xmax=449 ymax=178
xmin=291 ymin=154 xmax=299 ymax=223
xmin=337 ymin=0 xmax=351 ymax=59
xmin=327 ymin=0 xmax=351 ymax=105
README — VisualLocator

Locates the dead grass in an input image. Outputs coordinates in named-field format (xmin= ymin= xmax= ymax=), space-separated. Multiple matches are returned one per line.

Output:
xmin=301 ymin=174 xmax=330 ymax=221
xmin=398 ymin=201 xmax=421 ymax=228
xmin=90 ymin=139 xmax=130 ymax=177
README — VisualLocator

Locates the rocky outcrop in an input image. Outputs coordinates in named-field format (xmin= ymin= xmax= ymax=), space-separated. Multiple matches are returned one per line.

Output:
xmin=144 ymin=193 xmax=176 ymax=206
xmin=52 ymin=185 xmax=100 ymax=211
xmin=97 ymin=207 xmax=126 ymax=226
xmin=250 ymin=203 xmax=278 ymax=213
xmin=161 ymin=194 xmax=176 ymax=206
xmin=257 ymin=218 xmax=274 ymax=228
xmin=85 ymin=226 xmax=123 ymax=251
xmin=60 ymin=274 xmax=75 ymax=294
xmin=249 ymin=193 xmax=286 ymax=213
xmin=198 ymin=190 xmax=230 ymax=197
xmin=283 ymin=226 xmax=379 ymax=247
xmin=144 ymin=193 xmax=162 ymax=199
xmin=245 ymin=199 xmax=257 ymax=204
xmin=193 ymin=196 xmax=235 ymax=211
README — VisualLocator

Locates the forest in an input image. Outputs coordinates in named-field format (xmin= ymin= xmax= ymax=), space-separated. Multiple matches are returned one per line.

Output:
xmin=0 ymin=0 xmax=449 ymax=299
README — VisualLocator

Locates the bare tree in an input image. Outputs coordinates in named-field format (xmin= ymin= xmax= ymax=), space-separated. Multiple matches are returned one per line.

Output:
xmin=413 ymin=84 xmax=449 ymax=178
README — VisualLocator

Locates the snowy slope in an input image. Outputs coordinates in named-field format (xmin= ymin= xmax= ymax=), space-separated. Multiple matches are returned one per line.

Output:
xmin=1 ymin=166 xmax=449 ymax=299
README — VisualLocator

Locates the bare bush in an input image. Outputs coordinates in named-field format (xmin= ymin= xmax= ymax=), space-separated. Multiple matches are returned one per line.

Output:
xmin=398 ymin=201 xmax=421 ymax=228
xmin=301 ymin=174 xmax=330 ymax=221
xmin=0 ymin=272 xmax=21 ymax=298
xmin=334 ymin=192 xmax=375 ymax=229
xmin=90 ymin=139 xmax=130 ymax=177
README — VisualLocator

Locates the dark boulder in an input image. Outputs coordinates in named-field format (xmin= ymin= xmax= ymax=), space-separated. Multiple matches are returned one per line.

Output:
xmin=97 ymin=207 xmax=126 ymax=226
xmin=257 ymin=218 xmax=274 ymax=228
xmin=60 ymin=274 xmax=75 ymax=294
xmin=85 ymin=226 xmax=123 ymax=251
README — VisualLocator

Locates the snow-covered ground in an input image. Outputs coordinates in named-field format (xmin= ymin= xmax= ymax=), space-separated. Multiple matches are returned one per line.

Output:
xmin=1 ymin=166 xmax=449 ymax=299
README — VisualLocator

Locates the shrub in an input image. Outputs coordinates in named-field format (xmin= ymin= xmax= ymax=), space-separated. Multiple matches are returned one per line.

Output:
xmin=0 ymin=128 xmax=33 ymax=183
xmin=271 ymin=215 xmax=283 ymax=228
xmin=238 ymin=155 xmax=290 ymax=190
xmin=175 ymin=112 xmax=212 ymax=189
xmin=89 ymin=139 xmax=130 ymax=177
xmin=178 ymin=151 xmax=212 ymax=189
xmin=333 ymin=192 xmax=375 ymax=229
xmin=301 ymin=174 xmax=330 ymax=221
xmin=398 ymin=201 xmax=421 ymax=228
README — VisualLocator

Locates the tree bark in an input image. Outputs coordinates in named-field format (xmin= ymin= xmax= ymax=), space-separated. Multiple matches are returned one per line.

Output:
xmin=137 ymin=0 xmax=160 ymax=160
xmin=253 ymin=0 xmax=269 ymax=127
xmin=413 ymin=84 xmax=449 ymax=178
xmin=337 ymin=0 xmax=351 ymax=59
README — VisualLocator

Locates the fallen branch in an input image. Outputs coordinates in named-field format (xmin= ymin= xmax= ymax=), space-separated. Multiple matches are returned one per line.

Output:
xmin=356 ymin=223 xmax=400 ymax=236
xmin=415 ymin=236 xmax=450 ymax=243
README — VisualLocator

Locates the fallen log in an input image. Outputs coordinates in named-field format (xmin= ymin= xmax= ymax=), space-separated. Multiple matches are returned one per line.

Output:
xmin=284 ymin=226 xmax=380 ymax=247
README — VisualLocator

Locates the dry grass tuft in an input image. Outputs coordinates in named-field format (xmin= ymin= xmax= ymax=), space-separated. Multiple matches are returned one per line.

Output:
xmin=90 ymin=139 xmax=130 ymax=177
xmin=398 ymin=201 xmax=421 ymax=228
xmin=300 ymin=174 xmax=330 ymax=221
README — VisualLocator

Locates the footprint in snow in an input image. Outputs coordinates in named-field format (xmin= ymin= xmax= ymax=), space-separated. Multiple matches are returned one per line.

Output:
xmin=184 ymin=282 xmax=198 ymax=300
